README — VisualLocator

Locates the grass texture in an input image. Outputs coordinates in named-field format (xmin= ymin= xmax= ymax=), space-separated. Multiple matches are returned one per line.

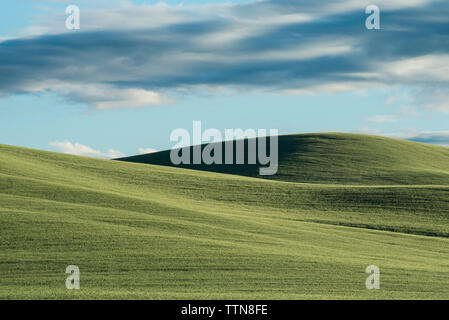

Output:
xmin=1 ymin=133 xmax=449 ymax=299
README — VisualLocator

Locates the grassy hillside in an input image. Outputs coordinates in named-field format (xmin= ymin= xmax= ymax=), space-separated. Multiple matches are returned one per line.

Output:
xmin=1 ymin=135 xmax=449 ymax=299
xmin=118 ymin=133 xmax=449 ymax=185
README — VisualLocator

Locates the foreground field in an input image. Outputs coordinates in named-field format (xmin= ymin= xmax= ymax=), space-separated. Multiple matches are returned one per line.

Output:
xmin=1 ymin=134 xmax=448 ymax=299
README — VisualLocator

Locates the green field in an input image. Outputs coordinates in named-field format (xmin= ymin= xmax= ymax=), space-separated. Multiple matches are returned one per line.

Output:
xmin=1 ymin=133 xmax=449 ymax=299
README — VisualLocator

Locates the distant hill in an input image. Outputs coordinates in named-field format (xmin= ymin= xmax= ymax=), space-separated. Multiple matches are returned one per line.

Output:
xmin=1 ymin=137 xmax=449 ymax=299
xmin=117 ymin=133 xmax=449 ymax=185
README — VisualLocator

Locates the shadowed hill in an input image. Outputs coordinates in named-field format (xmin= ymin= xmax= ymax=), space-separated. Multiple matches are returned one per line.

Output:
xmin=0 ymin=142 xmax=449 ymax=299
xmin=117 ymin=133 xmax=449 ymax=185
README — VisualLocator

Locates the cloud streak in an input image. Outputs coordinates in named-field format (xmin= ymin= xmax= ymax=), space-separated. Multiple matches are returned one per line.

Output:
xmin=1 ymin=0 xmax=448 ymax=110
xmin=138 ymin=147 xmax=157 ymax=154
xmin=366 ymin=115 xmax=398 ymax=123
xmin=49 ymin=141 xmax=124 ymax=158
xmin=406 ymin=131 xmax=449 ymax=147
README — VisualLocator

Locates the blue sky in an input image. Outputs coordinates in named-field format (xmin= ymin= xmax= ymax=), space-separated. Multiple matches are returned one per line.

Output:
xmin=1 ymin=0 xmax=448 ymax=157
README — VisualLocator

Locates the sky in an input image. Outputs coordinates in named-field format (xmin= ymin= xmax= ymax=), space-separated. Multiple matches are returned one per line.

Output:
xmin=0 ymin=0 xmax=448 ymax=158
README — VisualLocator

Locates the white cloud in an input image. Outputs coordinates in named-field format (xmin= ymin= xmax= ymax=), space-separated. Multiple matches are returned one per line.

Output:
xmin=92 ymin=87 xmax=169 ymax=110
xmin=49 ymin=141 xmax=124 ymax=158
xmin=60 ymin=83 xmax=170 ymax=110
xmin=328 ymin=0 xmax=437 ymax=13
xmin=358 ymin=126 xmax=384 ymax=135
xmin=21 ymin=0 xmax=438 ymax=39
xmin=392 ymin=130 xmax=449 ymax=147
xmin=19 ymin=2 xmax=200 ymax=37
xmin=356 ymin=129 xmax=449 ymax=147
xmin=383 ymin=55 xmax=449 ymax=82
xmin=284 ymin=80 xmax=382 ymax=95
xmin=376 ymin=55 xmax=449 ymax=113
xmin=138 ymin=147 xmax=157 ymax=154
xmin=419 ymin=88 xmax=449 ymax=114
xmin=397 ymin=105 xmax=420 ymax=117
xmin=25 ymin=82 xmax=170 ymax=110
xmin=366 ymin=115 xmax=398 ymax=123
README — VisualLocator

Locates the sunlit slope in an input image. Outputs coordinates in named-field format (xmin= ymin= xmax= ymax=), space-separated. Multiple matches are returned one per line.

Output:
xmin=118 ymin=133 xmax=449 ymax=185
xmin=0 ymin=143 xmax=449 ymax=299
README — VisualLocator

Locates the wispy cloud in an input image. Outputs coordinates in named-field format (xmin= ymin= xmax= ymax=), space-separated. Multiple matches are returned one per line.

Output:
xmin=356 ymin=128 xmax=449 ymax=147
xmin=404 ymin=131 xmax=449 ymax=147
xmin=59 ymin=83 xmax=170 ymax=110
xmin=1 ymin=0 xmax=448 ymax=111
xmin=138 ymin=147 xmax=157 ymax=154
xmin=49 ymin=141 xmax=124 ymax=158
xmin=366 ymin=115 xmax=398 ymax=123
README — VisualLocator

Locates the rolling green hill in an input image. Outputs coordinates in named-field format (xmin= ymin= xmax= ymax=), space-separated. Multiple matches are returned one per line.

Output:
xmin=1 ymin=134 xmax=449 ymax=299
xmin=118 ymin=133 xmax=449 ymax=185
